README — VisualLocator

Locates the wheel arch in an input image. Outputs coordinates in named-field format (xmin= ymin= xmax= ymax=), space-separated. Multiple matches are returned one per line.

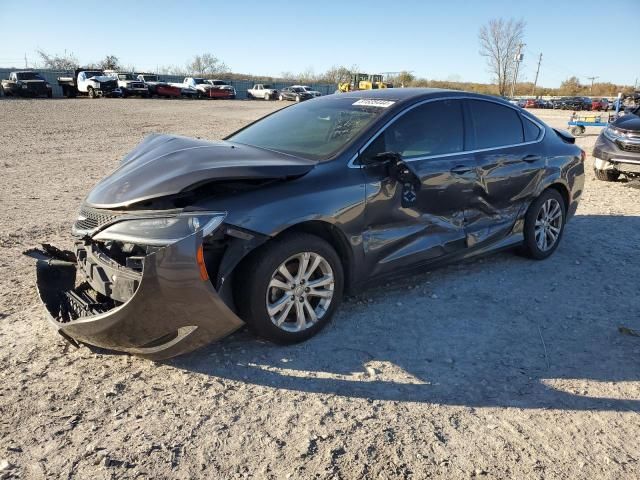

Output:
xmin=546 ymin=182 xmax=570 ymax=212
xmin=274 ymin=220 xmax=354 ymax=292
xmin=220 ymin=220 xmax=355 ymax=312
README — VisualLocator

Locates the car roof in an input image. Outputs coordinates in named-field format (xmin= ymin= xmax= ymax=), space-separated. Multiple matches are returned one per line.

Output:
xmin=319 ymin=88 xmax=516 ymax=109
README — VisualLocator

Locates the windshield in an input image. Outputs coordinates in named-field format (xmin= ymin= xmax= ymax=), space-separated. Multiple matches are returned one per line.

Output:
xmin=143 ymin=75 xmax=158 ymax=81
xmin=194 ymin=79 xmax=207 ymax=84
xmin=16 ymin=72 xmax=43 ymax=80
xmin=118 ymin=74 xmax=136 ymax=80
xmin=228 ymin=97 xmax=391 ymax=160
xmin=211 ymin=80 xmax=227 ymax=85
xmin=84 ymin=71 xmax=104 ymax=78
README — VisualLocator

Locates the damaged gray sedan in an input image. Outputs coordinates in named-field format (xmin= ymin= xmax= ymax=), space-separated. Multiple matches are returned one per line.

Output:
xmin=30 ymin=89 xmax=585 ymax=360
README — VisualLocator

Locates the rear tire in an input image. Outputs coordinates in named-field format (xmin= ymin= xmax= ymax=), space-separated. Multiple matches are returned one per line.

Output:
xmin=594 ymin=169 xmax=620 ymax=182
xmin=236 ymin=233 xmax=344 ymax=344
xmin=520 ymin=189 xmax=566 ymax=260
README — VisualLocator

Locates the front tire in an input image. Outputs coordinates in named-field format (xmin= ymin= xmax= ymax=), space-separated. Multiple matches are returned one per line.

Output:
xmin=236 ymin=233 xmax=344 ymax=344
xmin=521 ymin=189 xmax=566 ymax=260
xmin=87 ymin=87 xmax=96 ymax=99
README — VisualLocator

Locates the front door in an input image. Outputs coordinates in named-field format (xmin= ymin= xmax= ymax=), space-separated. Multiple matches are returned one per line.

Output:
xmin=360 ymin=98 xmax=478 ymax=278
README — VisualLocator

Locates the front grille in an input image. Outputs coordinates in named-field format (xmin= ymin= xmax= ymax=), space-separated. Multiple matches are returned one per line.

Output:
xmin=75 ymin=206 xmax=122 ymax=232
xmin=27 ymin=83 xmax=47 ymax=94
xmin=616 ymin=141 xmax=640 ymax=153
xmin=101 ymin=80 xmax=117 ymax=90
xmin=131 ymin=83 xmax=145 ymax=89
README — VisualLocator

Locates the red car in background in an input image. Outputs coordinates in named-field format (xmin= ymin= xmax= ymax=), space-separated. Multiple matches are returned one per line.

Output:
xmin=137 ymin=74 xmax=181 ymax=98
xmin=591 ymin=98 xmax=610 ymax=111
xmin=205 ymin=80 xmax=237 ymax=99
xmin=524 ymin=99 xmax=536 ymax=108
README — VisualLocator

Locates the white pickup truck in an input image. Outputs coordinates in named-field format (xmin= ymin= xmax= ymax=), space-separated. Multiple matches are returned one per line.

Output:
xmin=105 ymin=71 xmax=149 ymax=98
xmin=181 ymin=77 xmax=216 ymax=99
xmin=247 ymin=84 xmax=278 ymax=100
xmin=57 ymin=69 xmax=121 ymax=98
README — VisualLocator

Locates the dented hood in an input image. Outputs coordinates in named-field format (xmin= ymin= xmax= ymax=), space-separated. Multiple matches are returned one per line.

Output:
xmin=85 ymin=134 xmax=316 ymax=208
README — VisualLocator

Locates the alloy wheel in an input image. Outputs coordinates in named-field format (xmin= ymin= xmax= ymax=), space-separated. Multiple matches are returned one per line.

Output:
xmin=534 ymin=198 xmax=563 ymax=252
xmin=266 ymin=252 xmax=335 ymax=332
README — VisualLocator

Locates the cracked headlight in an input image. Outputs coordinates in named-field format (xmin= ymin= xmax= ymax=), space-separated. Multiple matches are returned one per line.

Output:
xmin=93 ymin=212 xmax=226 ymax=246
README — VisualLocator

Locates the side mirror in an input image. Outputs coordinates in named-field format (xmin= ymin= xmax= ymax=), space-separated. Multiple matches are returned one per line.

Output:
xmin=360 ymin=151 xmax=402 ymax=166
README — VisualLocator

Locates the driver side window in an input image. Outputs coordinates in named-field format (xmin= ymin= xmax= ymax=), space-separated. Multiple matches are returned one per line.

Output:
xmin=362 ymin=100 xmax=465 ymax=161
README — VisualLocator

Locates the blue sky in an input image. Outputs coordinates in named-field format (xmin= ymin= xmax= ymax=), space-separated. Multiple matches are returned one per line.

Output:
xmin=0 ymin=0 xmax=638 ymax=87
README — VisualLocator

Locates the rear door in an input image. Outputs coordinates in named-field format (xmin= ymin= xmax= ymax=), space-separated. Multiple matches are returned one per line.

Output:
xmin=361 ymin=99 xmax=478 ymax=277
xmin=464 ymin=99 xmax=545 ymax=246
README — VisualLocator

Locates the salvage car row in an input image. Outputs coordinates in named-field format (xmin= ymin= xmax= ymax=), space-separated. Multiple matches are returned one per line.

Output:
xmin=1 ymin=69 xmax=321 ymax=101
xmin=509 ymin=96 xmax=617 ymax=111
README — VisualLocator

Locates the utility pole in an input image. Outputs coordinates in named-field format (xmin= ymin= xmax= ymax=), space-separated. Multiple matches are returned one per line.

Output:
xmin=586 ymin=76 xmax=599 ymax=93
xmin=510 ymin=43 xmax=525 ymax=98
xmin=24 ymin=53 xmax=27 ymax=69
xmin=531 ymin=53 xmax=542 ymax=96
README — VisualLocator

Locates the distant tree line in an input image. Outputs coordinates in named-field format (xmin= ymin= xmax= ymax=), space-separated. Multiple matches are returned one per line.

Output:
xmin=27 ymin=49 xmax=636 ymax=96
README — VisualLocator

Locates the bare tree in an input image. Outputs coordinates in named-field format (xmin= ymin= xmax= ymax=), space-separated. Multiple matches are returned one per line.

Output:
xmin=36 ymin=49 xmax=79 ymax=71
xmin=187 ymin=53 xmax=229 ymax=77
xmin=321 ymin=65 xmax=356 ymax=85
xmin=478 ymin=18 xmax=525 ymax=96
xmin=559 ymin=76 xmax=584 ymax=96
xmin=396 ymin=71 xmax=415 ymax=87
xmin=98 ymin=55 xmax=121 ymax=71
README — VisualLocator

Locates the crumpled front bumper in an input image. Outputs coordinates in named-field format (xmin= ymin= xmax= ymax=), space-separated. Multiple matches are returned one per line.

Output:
xmin=34 ymin=232 xmax=244 ymax=361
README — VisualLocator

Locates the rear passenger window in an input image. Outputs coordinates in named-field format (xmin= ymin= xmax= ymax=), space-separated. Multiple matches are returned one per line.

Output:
xmin=468 ymin=100 xmax=524 ymax=149
xmin=522 ymin=117 xmax=541 ymax=142
xmin=384 ymin=100 xmax=464 ymax=159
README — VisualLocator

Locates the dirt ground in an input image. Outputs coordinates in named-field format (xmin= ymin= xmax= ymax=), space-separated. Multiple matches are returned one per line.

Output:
xmin=0 ymin=98 xmax=639 ymax=480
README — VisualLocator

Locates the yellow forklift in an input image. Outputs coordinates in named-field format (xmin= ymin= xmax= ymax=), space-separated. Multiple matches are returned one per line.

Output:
xmin=337 ymin=73 xmax=393 ymax=92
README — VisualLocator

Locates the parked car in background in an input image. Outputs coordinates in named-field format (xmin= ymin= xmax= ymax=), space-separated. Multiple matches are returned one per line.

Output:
xmin=30 ymin=89 xmax=584 ymax=360
xmin=592 ymin=98 xmax=610 ymax=111
xmin=278 ymin=86 xmax=313 ymax=102
xmin=553 ymin=97 xmax=591 ymax=111
xmin=517 ymin=99 xmax=527 ymax=108
xmin=183 ymin=78 xmax=216 ymax=99
xmin=593 ymin=105 xmax=640 ymax=181
xmin=292 ymin=85 xmax=322 ymax=97
xmin=57 ymin=69 xmax=120 ymax=98
xmin=107 ymin=72 xmax=149 ymax=98
xmin=247 ymin=84 xmax=278 ymax=100
xmin=1 ymin=71 xmax=52 ymax=98
xmin=136 ymin=74 xmax=182 ymax=98
xmin=205 ymin=80 xmax=236 ymax=99
xmin=523 ymin=99 xmax=536 ymax=108
xmin=536 ymin=99 xmax=553 ymax=109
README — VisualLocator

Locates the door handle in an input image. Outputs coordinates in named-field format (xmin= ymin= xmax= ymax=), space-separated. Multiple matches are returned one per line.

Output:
xmin=450 ymin=165 xmax=472 ymax=175
xmin=522 ymin=154 xmax=541 ymax=163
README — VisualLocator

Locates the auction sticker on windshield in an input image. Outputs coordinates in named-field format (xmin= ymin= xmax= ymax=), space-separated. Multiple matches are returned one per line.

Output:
xmin=352 ymin=99 xmax=396 ymax=108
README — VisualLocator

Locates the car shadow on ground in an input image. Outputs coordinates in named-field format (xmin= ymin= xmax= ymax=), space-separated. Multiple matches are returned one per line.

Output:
xmin=170 ymin=214 xmax=640 ymax=412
